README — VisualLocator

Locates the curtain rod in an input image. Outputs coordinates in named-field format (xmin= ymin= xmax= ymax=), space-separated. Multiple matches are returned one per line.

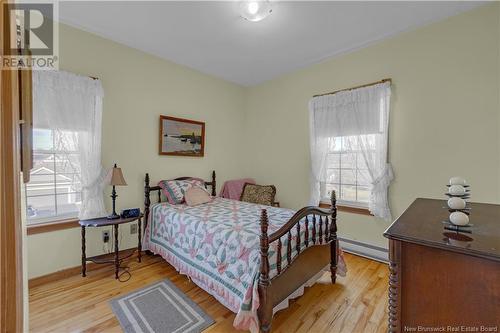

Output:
xmin=89 ymin=76 xmax=99 ymax=80
xmin=312 ymin=78 xmax=392 ymax=98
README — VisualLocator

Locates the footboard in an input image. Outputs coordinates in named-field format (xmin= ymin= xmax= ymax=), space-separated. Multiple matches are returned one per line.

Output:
xmin=257 ymin=191 xmax=337 ymax=333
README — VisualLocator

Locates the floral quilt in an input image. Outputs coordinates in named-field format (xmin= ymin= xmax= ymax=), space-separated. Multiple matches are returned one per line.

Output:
xmin=143 ymin=198 xmax=346 ymax=333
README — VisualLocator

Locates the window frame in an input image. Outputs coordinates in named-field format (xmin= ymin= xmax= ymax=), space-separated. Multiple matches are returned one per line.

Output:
xmin=320 ymin=135 xmax=375 ymax=214
xmin=25 ymin=128 xmax=82 ymax=226
xmin=319 ymin=202 xmax=373 ymax=216
xmin=26 ymin=218 xmax=80 ymax=235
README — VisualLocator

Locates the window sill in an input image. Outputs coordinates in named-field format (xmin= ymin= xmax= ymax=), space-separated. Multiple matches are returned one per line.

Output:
xmin=27 ymin=218 xmax=80 ymax=235
xmin=319 ymin=202 xmax=373 ymax=216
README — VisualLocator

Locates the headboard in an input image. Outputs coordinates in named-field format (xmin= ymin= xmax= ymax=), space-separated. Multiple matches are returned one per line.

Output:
xmin=143 ymin=170 xmax=216 ymax=230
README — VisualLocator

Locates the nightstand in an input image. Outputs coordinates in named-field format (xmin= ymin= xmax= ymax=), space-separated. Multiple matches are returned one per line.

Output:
xmin=79 ymin=214 xmax=143 ymax=279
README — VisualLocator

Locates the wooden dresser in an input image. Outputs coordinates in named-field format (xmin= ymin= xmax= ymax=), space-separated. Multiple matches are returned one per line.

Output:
xmin=384 ymin=198 xmax=500 ymax=332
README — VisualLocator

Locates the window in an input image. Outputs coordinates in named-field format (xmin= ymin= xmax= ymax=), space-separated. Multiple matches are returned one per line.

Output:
xmin=309 ymin=80 xmax=392 ymax=219
xmin=29 ymin=70 xmax=106 ymax=226
xmin=25 ymin=129 xmax=82 ymax=224
xmin=321 ymin=135 xmax=375 ymax=208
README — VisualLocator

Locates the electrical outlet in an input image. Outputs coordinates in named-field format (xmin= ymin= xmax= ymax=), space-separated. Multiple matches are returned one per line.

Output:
xmin=130 ymin=224 xmax=138 ymax=234
xmin=102 ymin=230 xmax=110 ymax=243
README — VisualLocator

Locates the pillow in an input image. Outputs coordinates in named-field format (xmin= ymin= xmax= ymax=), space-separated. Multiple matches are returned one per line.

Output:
xmin=185 ymin=186 xmax=212 ymax=206
xmin=158 ymin=178 xmax=205 ymax=204
xmin=240 ymin=183 xmax=276 ymax=206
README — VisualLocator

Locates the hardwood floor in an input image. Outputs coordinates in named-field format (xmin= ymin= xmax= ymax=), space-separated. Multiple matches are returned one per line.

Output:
xmin=29 ymin=253 xmax=389 ymax=333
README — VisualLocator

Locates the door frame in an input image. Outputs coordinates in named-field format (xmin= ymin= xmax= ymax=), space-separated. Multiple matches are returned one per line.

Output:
xmin=1 ymin=0 xmax=25 ymax=331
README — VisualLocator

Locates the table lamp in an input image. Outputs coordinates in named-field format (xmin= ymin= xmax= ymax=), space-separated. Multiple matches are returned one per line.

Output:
xmin=107 ymin=163 xmax=127 ymax=219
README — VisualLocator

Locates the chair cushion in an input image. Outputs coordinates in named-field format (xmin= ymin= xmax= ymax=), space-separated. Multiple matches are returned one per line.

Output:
xmin=158 ymin=178 xmax=205 ymax=204
xmin=240 ymin=183 xmax=276 ymax=206
xmin=185 ymin=186 xmax=213 ymax=206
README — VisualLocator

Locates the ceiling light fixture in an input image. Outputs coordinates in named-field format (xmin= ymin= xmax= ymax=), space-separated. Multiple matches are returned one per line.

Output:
xmin=239 ymin=0 xmax=272 ymax=22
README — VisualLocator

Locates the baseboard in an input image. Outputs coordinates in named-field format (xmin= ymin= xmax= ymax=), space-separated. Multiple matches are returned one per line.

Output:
xmin=28 ymin=248 xmax=141 ymax=288
xmin=29 ymin=240 xmax=387 ymax=288
xmin=29 ymin=262 xmax=97 ymax=288
xmin=338 ymin=237 xmax=389 ymax=263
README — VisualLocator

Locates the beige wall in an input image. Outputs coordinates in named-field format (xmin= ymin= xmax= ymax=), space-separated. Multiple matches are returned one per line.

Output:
xmin=28 ymin=4 xmax=500 ymax=278
xmin=243 ymin=4 xmax=500 ymax=248
xmin=27 ymin=24 xmax=247 ymax=278
xmin=498 ymin=3 xmax=500 ymax=200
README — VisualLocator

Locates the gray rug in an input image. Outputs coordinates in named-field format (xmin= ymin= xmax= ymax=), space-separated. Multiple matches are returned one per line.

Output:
xmin=110 ymin=279 xmax=215 ymax=333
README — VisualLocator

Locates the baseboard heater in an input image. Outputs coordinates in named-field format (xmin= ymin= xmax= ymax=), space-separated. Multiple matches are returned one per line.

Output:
xmin=338 ymin=237 xmax=389 ymax=263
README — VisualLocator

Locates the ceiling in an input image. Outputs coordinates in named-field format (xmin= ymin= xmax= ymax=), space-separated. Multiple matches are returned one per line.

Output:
xmin=59 ymin=1 xmax=484 ymax=86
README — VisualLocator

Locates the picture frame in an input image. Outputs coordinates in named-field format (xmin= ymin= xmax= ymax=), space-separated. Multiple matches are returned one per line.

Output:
xmin=159 ymin=116 xmax=205 ymax=157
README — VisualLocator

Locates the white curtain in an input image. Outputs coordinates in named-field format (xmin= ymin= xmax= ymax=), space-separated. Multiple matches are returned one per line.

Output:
xmin=308 ymin=81 xmax=393 ymax=221
xmin=33 ymin=70 xmax=107 ymax=220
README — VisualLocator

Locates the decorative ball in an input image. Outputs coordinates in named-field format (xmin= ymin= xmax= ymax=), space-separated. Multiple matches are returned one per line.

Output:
xmin=447 ymin=197 xmax=466 ymax=210
xmin=449 ymin=177 xmax=467 ymax=186
xmin=449 ymin=212 xmax=469 ymax=226
xmin=449 ymin=185 xmax=466 ymax=196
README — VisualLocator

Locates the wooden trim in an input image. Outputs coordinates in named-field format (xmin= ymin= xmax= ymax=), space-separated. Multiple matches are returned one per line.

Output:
xmin=28 ymin=249 xmax=142 ymax=288
xmin=338 ymin=205 xmax=373 ymax=216
xmin=29 ymin=262 xmax=99 ymax=288
xmin=158 ymin=115 xmax=205 ymax=157
xmin=313 ymin=78 xmax=392 ymax=98
xmin=27 ymin=218 xmax=80 ymax=235
xmin=1 ymin=1 xmax=24 ymax=331
xmin=319 ymin=202 xmax=373 ymax=216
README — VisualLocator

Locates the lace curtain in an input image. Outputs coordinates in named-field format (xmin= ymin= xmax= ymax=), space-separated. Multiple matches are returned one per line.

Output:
xmin=32 ymin=70 xmax=107 ymax=220
xmin=308 ymin=81 xmax=393 ymax=221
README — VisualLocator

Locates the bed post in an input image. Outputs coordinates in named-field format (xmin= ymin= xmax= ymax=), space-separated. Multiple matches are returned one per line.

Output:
xmin=329 ymin=190 xmax=338 ymax=284
xmin=144 ymin=173 xmax=151 ymax=231
xmin=258 ymin=209 xmax=272 ymax=333
xmin=211 ymin=170 xmax=216 ymax=196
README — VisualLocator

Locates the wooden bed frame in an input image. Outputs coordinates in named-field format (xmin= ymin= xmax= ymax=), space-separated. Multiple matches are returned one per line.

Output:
xmin=143 ymin=171 xmax=338 ymax=333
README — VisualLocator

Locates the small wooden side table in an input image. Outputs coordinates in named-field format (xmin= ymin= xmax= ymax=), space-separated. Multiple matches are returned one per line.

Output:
xmin=79 ymin=214 xmax=143 ymax=279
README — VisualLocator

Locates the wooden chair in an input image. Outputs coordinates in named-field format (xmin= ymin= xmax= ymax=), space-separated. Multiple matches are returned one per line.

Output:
xmin=240 ymin=183 xmax=280 ymax=207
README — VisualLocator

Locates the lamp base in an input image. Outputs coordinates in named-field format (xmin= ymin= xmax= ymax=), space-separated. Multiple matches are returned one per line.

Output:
xmin=107 ymin=213 xmax=120 ymax=220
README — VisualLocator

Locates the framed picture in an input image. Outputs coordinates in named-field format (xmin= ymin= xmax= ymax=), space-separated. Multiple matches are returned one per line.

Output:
xmin=159 ymin=116 xmax=205 ymax=157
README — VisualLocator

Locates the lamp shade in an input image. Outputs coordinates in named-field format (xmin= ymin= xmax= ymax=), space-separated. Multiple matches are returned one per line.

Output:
xmin=108 ymin=164 xmax=127 ymax=186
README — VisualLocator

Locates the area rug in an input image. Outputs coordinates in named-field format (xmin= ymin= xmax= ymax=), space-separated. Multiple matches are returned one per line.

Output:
xmin=110 ymin=279 xmax=215 ymax=333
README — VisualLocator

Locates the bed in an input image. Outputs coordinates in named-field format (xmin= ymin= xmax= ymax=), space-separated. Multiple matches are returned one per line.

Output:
xmin=142 ymin=171 xmax=345 ymax=333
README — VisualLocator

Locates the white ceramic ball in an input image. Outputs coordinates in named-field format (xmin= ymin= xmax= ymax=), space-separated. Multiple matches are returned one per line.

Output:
xmin=447 ymin=197 xmax=466 ymax=210
xmin=449 ymin=212 xmax=469 ymax=226
xmin=449 ymin=177 xmax=467 ymax=186
xmin=449 ymin=185 xmax=466 ymax=196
